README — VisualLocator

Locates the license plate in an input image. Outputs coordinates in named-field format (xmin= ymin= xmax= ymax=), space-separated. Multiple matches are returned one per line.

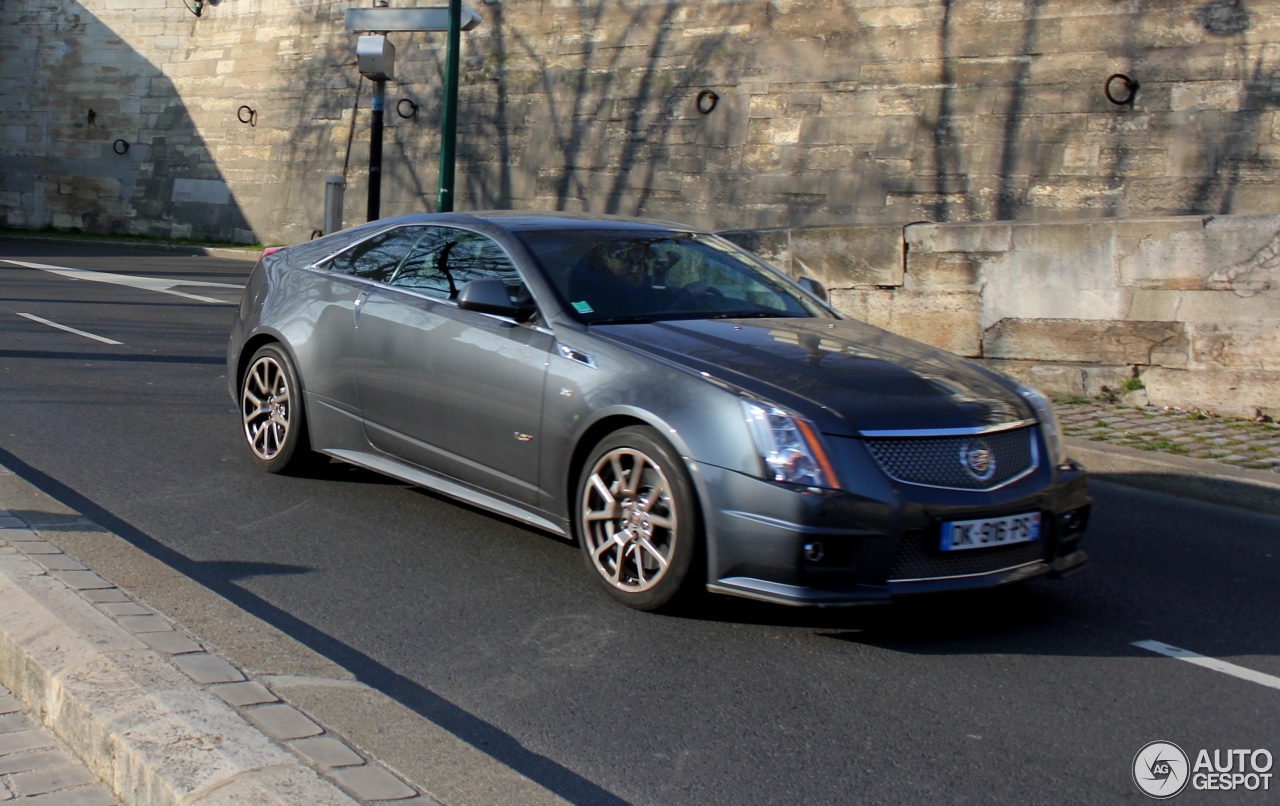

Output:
xmin=939 ymin=512 xmax=1041 ymax=552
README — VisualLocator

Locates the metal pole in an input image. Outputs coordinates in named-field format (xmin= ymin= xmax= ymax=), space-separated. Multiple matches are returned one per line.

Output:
xmin=436 ymin=0 xmax=462 ymax=213
xmin=324 ymin=174 xmax=345 ymax=235
xmin=368 ymin=78 xmax=385 ymax=221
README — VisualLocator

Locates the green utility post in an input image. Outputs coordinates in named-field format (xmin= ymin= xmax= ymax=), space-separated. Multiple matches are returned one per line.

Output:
xmin=436 ymin=0 xmax=462 ymax=213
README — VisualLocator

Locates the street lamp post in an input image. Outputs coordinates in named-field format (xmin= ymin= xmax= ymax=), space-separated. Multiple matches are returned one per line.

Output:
xmin=346 ymin=6 xmax=482 ymax=221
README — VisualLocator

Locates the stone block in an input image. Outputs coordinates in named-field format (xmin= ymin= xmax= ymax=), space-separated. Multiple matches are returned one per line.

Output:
xmin=1188 ymin=323 xmax=1280 ymax=372
xmin=1118 ymin=215 xmax=1280 ymax=290
xmin=80 ymin=588 xmax=129 ymax=604
xmin=0 ymin=750 xmax=72 ymax=776
xmin=983 ymin=318 xmax=1189 ymax=366
xmin=906 ymin=222 xmax=1011 ymax=255
xmin=210 ymin=682 xmax=277 ymax=708
xmin=718 ymin=228 xmax=790 ymax=274
xmin=0 ymin=730 xmax=56 ymax=756
xmin=48 ymin=571 xmax=111 ymax=590
xmin=1143 ymin=367 xmax=1280 ymax=418
xmin=788 ymin=225 xmax=904 ymax=288
xmin=1175 ymin=290 xmax=1280 ymax=325
xmin=1125 ymin=290 xmax=1183 ymax=321
xmin=244 ymin=704 xmax=322 ymax=740
xmin=35 ymin=555 xmax=86 ymax=571
xmin=171 ymin=653 xmax=244 ymax=684
xmin=138 ymin=630 xmax=202 ymax=655
xmin=289 ymin=737 xmax=364 ymax=768
xmin=115 ymin=615 xmax=173 ymax=634
xmin=1171 ymin=81 xmax=1242 ymax=112
xmin=905 ymin=252 xmax=982 ymax=289
xmin=327 ymin=766 xmax=416 ymax=802
xmin=50 ymin=212 xmax=82 ymax=230
xmin=976 ymin=359 xmax=1136 ymax=400
xmin=9 ymin=765 xmax=99 ymax=796
xmin=833 ymin=289 xmax=981 ymax=356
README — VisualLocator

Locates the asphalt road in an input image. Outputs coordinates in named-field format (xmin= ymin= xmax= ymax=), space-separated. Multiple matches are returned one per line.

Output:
xmin=1 ymin=240 xmax=1277 ymax=805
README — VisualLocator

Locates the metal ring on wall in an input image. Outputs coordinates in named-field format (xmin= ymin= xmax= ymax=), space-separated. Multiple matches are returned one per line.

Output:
xmin=112 ymin=139 xmax=129 ymax=155
xmin=396 ymin=98 xmax=418 ymax=119
xmin=1104 ymin=74 xmax=1139 ymax=106
xmin=237 ymin=105 xmax=257 ymax=126
xmin=696 ymin=90 xmax=719 ymax=115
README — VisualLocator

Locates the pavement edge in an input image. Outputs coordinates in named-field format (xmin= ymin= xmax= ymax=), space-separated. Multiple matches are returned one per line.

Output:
xmin=0 ymin=462 xmax=573 ymax=806
xmin=1065 ymin=436 xmax=1280 ymax=516
xmin=0 ymin=527 xmax=363 ymax=805
xmin=0 ymin=234 xmax=260 ymax=261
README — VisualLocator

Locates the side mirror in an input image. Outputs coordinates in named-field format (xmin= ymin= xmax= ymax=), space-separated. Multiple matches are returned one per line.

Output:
xmin=456 ymin=278 xmax=537 ymax=322
xmin=797 ymin=276 xmax=828 ymax=302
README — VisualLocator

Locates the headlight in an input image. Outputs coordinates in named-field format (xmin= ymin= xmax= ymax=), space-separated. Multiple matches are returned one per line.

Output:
xmin=740 ymin=399 xmax=839 ymax=489
xmin=1018 ymin=385 xmax=1064 ymax=465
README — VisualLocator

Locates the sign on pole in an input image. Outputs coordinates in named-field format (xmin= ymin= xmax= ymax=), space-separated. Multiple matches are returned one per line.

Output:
xmin=344 ymin=5 xmax=481 ymax=217
xmin=344 ymin=7 xmax=481 ymax=33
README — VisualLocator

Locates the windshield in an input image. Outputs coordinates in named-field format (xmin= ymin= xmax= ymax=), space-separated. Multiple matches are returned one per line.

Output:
xmin=514 ymin=229 xmax=830 ymax=324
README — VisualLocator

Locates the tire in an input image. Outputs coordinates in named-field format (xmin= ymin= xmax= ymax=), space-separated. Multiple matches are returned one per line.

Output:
xmin=575 ymin=426 xmax=701 ymax=611
xmin=239 ymin=343 xmax=319 ymax=474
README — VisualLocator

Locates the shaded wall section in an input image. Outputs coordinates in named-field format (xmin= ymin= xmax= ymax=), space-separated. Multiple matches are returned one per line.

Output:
xmin=0 ymin=0 xmax=253 ymax=242
xmin=3 ymin=0 xmax=1280 ymax=244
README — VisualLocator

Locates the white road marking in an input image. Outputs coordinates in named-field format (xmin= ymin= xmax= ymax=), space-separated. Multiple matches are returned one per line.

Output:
xmin=1134 ymin=640 xmax=1280 ymax=692
xmin=15 ymin=312 xmax=123 ymax=345
xmin=0 ymin=259 xmax=243 ymax=304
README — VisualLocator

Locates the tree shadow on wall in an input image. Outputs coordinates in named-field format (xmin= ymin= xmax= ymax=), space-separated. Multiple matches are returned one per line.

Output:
xmin=0 ymin=0 xmax=254 ymax=243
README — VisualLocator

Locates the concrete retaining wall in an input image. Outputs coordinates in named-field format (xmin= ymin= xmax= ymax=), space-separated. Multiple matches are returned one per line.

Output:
xmin=723 ymin=213 xmax=1280 ymax=417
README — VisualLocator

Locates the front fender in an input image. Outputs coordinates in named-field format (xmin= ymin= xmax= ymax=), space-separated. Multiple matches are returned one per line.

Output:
xmin=539 ymin=332 xmax=762 ymax=519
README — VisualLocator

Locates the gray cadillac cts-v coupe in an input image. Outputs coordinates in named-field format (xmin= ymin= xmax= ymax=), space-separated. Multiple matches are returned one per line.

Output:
xmin=228 ymin=211 xmax=1090 ymax=610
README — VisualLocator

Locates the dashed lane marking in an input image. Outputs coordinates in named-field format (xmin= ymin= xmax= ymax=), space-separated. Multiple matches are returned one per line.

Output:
xmin=0 ymin=258 xmax=243 ymax=304
xmin=1134 ymin=640 xmax=1280 ymax=692
xmin=15 ymin=312 xmax=124 ymax=345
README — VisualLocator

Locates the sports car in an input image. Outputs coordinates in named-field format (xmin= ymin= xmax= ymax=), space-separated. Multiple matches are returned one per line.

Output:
xmin=228 ymin=212 xmax=1090 ymax=610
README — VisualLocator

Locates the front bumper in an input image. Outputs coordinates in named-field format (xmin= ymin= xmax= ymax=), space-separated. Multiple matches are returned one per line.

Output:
xmin=695 ymin=432 xmax=1091 ymax=607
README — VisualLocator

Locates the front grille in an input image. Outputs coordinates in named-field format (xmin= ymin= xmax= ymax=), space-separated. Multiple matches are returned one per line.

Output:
xmin=864 ymin=426 xmax=1037 ymax=490
xmin=888 ymin=529 xmax=1047 ymax=581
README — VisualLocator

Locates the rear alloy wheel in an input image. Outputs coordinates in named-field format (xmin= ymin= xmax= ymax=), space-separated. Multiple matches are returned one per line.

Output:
xmin=240 ymin=344 xmax=317 ymax=474
xmin=577 ymin=426 xmax=699 ymax=610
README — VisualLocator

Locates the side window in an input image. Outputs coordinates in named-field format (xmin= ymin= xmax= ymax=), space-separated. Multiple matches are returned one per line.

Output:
xmin=323 ymin=226 xmax=424 ymax=283
xmin=391 ymin=227 xmax=525 ymax=302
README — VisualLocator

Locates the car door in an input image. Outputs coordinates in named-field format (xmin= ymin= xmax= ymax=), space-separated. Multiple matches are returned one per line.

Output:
xmin=299 ymin=225 xmax=425 ymax=414
xmin=354 ymin=225 xmax=552 ymax=505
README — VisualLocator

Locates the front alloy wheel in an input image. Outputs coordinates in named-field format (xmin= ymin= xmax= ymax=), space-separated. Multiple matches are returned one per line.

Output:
xmin=577 ymin=427 xmax=699 ymax=610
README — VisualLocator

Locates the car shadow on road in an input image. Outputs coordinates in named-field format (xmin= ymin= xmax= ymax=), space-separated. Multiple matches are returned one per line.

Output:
xmin=0 ymin=445 xmax=630 ymax=806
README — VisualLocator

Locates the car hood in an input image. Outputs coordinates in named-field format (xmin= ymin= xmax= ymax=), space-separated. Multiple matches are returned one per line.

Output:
xmin=590 ymin=318 xmax=1033 ymax=436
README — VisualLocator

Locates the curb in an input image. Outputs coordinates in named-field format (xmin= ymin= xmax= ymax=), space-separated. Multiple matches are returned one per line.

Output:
xmin=0 ymin=524 xmax=362 ymax=806
xmin=0 ymin=234 xmax=261 ymax=261
xmin=1065 ymin=436 xmax=1280 ymax=516
xmin=0 ymin=463 xmax=571 ymax=806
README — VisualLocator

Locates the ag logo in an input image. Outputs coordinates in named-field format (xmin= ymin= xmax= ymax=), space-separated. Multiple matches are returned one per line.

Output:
xmin=958 ymin=439 xmax=996 ymax=482
xmin=1134 ymin=741 xmax=1190 ymax=799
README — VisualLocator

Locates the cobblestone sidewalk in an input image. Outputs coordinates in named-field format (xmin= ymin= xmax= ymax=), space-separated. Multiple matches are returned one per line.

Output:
xmin=0 ymin=684 xmax=116 ymax=804
xmin=1057 ymin=402 xmax=1280 ymax=473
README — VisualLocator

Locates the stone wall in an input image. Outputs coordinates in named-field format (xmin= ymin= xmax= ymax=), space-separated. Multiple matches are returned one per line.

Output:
xmin=725 ymin=214 xmax=1280 ymax=417
xmin=3 ymin=0 xmax=1280 ymax=244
